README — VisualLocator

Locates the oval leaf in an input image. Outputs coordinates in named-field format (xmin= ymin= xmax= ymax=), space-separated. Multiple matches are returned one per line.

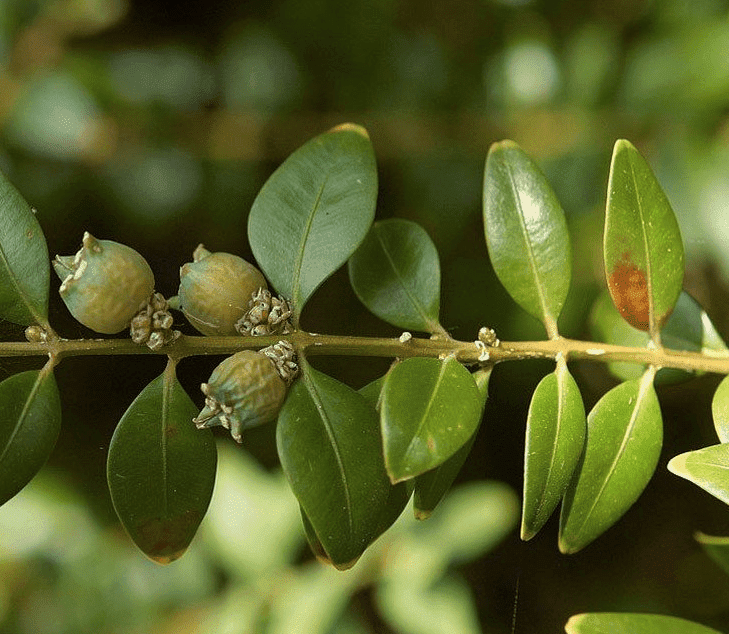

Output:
xmin=565 ymin=613 xmax=723 ymax=634
xmin=668 ymin=444 xmax=729 ymax=506
xmin=348 ymin=218 xmax=442 ymax=333
xmin=712 ymin=375 xmax=729 ymax=443
xmin=604 ymin=139 xmax=684 ymax=336
xmin=107 ymin=363 xmax=217 ymax=564
xmin=0 ymin=366 xmax=61 ymax=506
xmin=413 ymin=367 xmax=491 ymax=520
xmin=483 ymin=140 xmax=571 ymax=336
xmin=522 ymin=360 xmax=586 ymax=540
xmin=277 ymin=365 xmax=391 ymax=569
xmin=559 ymin=370 xmax=662 ymax=554
xmin=590 ymin=290 xmax=727 ymax=384
xmin=0 ymin=170 xmax=50 ymax=326
xmin=381 ymin=356 xmax=482 ymax=483
xmin=248 ymin=124 xmax=377 ymax=317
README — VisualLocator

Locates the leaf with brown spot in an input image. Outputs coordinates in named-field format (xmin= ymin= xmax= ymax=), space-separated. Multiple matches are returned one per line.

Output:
xmin=107 ymin=360 xmax=217 ymax=563
xmin=604 ymin=140 xmax=684 ymax=337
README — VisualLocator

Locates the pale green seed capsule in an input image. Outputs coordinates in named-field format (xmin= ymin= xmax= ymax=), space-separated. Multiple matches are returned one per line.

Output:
xmin=194 ymin=350 xmax=287 ymax=443
xmin=178 ymin=244 xmax=267 ymax=336
xmin=53 ymin=232 xmax=154 ymax=334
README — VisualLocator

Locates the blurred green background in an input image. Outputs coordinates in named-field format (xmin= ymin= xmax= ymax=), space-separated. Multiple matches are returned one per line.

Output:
xmin=3 ymin=0 xmax=729 ymax=632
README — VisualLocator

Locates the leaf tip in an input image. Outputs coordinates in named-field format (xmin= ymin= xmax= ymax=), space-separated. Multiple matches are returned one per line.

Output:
xmin=564 ymin=614 xmax=582 ymax=633
xmin=414 ymin=507 xmax=432 ymax=521
xmin=149 ymin=548 xmax=187 ymax=565
xmin=666 ymin=453 xmax=687 ymax=477
xmin=329 ymin=122 xmax=369 ymax=139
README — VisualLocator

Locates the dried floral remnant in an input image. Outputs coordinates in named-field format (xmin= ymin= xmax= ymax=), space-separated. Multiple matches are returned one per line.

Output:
xmin=608 ymin=254 xmax=650 ymax=331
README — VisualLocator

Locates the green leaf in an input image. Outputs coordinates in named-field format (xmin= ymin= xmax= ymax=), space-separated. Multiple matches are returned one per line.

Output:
xmin=107 ymin=362 xmax=217 ymax=564
xmin=483 ymin=140 xmax=572 ymax=336
xmin=695 ymin=532 xmax=729 ymax=578
xmin=589 ymin=290 xmax=726 ymax=384
xmin=348 ymin=219 xmax=442 ymax=333
xmin=522 ymin=359 xmax=586 ymax=540
xmin=0 ymin=366 xmax=61 ymax=506
xmin=604 ymin=139 xmax=684 ymax=336
xmin=277 ymin=364 xmax=391 ymax=569
xmin=413 ymin=368 xmax=491 ymax=520
xmin=0 ymin=170 xmax=50 ymax=327
xmin=559 ymin=370 xmax=662 ymax=554
xmin=712 ymin=375 xmax=729 ymax=443
xmin=668 ymin=444 xmax=729 ymax=506
xmin=380 ymin=356 xmax=482 ymax=483
xmin=248 ymin=124 xmax=377 ymax=317
xmin=565 ymin=613 xmax=723 ymax=634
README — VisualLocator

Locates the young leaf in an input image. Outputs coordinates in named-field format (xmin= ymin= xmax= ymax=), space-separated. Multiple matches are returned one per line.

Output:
xmin=0 ymin=170 xmax=51 ymax=327
xmin=522 ymin=359 xmax=586 ymax=540
xmin=248 ymin=124 xmax=377 ymax=318
xmin=559 ymin=370 xmax=662 ymax=554
xmin=668 ymin=444 xmax=729 ymax=506
xmin=413 ymin=367 xmax=491 ymax=520
xmin=566 ymin=613 xmax=723 ymax=634
xmin=0 ymin=365 xmax=61 ymax=506
xmin=348 ymin=218 xmax=442 ymax=333
xmin=483 ymin=140 xmax=571 ymax=336
xmin=107 ymin=362 xmax=217 ymax=564
xmin=277 ymin=364 xmax=391 ymax=569
xmin=589 ymin=290 xmax=726 ymax=384
xmin=604 ymin=140 xmax=684 ymax=337
xmin=712 ymin=375 xmax=729 ymax=443
xmin=380 ymin=356 xmax=482 ymax=483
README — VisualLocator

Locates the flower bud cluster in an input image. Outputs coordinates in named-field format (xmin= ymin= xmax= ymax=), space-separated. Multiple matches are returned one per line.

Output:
xmin=236 ymin=288 xmax=293 ymax=336
xmin=130 ymin=292 xmax=180 ymax=351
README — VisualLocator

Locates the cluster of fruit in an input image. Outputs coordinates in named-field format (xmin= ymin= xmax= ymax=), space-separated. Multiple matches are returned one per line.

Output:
xmin=51 ymin=232 xmax=297 ymax=442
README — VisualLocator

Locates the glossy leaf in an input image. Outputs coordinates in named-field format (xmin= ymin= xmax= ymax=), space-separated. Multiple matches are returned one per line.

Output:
xmin=559 ymin=371 xmax=662 ymax=554
xmin=565 ymin=613 xmax=723 ymax=634
xmin=277 ymin=365 xmax=391 ymax=569
xmin=413 ymin=367 xmax=491 ymax=519
xmin=357 ymin=375 xmax=413 ymax=535
xmin=348 ymin=218 xmax=442 ymax=333
xmin=107 ymin=363 xmax=217 ymax=564
xmin=380 ymin=356 xmax=482 ymax=483
xmin=0 ymin=366 xmax=61 ymax=506
xmin=695 ymin=532 xmax=729 ymax=578
xmin=604 ymin=139 xmax=684 ymax=336
xmin=712 ymin=375 xmax=729 ymax=443
xmin=483 ymin=140 xmax=571 ymax=335
xmin=0 ymin=170 xmax=50 ymax=326
xmin=248 ymin=124 xmax=377 ymax=317
xmin=590 ymin=290 xmax=727 ymax=384
xmin=668 ymin=444 xmax=729 ymax=506
xmin=522 ymin=359 xmax=586 ymax=540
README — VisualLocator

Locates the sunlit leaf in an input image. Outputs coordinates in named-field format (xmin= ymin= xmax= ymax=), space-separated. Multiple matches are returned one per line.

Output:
xmin=107 ymin=362 xmax=217 ymax=564
xmin=380 ymin=356 xmax=482 ymax=483
xmin=413 ymin=367 xmax=491 ymax=520
xmin=522 ymin=359 xmax=585 ymax=540
xmin=277 ymin=364 xmax=391 ymax=568
xmin=695 ymin=532 xmax=729 ymax=578
xmin=248 ymin=124 xmax=377 ymax=318
xmin=0 ymin=366 xmax=61 ymax=506
xmin=565 ymin=612 xmax=723 ymax=634
xmin=590 ymin=290 xmax=727 ymax=384
xmin=668 ymin=444 xmax=729 ymax=506
xmin=483 ymin=140 xmax=571 ymax=336
xmin=348 ymin=218 xmax=442 ymax=333
xmin=604 ymin=140 xmax=684 ymax=336
xmin=712 ymin=375 xmax=729 ymax=443
xmin=0 ymin=170 xmax=50 ymax=327
xmin=559 ymin=370 xmax=662 ymax=554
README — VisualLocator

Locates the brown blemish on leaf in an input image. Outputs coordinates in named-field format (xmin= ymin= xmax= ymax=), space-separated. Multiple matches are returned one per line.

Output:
xmin=136 ymin=510 xmax=202 ymax=564
xmin=608 ymin=252 xmax=650 ymax=331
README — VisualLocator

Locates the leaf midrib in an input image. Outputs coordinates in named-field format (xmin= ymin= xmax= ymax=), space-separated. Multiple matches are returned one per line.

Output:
xmin=0 ymin=371 xmax=43 ymax=466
